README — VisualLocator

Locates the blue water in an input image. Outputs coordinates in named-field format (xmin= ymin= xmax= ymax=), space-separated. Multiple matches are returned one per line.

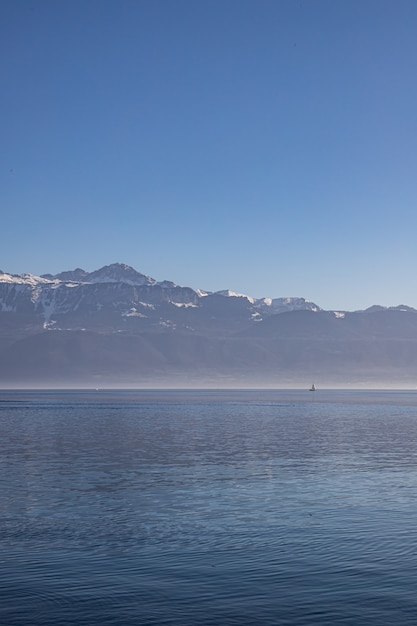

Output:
xmin=1 ymin=389 xmax=417 ymax=625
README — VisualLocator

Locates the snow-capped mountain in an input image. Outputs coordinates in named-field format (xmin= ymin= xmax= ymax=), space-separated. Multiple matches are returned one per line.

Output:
xmin=2 ymin=263 xmax=417 ymax=386
xmin=42 ymin=263 xmax=157 ymax=287
xmin=0 ymin=263 xmax=322 ymax=328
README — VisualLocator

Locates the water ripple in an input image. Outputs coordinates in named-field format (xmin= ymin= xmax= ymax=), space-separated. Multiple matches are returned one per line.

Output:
xmin=2 ymin=390 xmax=417 ymax=624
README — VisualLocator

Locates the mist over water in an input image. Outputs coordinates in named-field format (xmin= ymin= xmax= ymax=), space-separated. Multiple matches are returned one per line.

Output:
xmin=1 ymin=389 xmax=417 ymax=625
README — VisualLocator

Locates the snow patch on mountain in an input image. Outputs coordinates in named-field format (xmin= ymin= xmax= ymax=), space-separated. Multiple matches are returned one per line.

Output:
xmin=269 ymin=297 xmax=321 ymax=313
xmin=0 ymin=271 xmax=57 ymax=286
xmin=257 ymin=298 xmax=272 ymax=306
xmin=172 ymin=302 xmax=198 ymax=308
xmin=138 ymin=302 xmax=156 ymax=310
xmin=122 ymin=308 xmax=147 ymax=318
xmin=216 ymin=290 xmax=255 ymax=303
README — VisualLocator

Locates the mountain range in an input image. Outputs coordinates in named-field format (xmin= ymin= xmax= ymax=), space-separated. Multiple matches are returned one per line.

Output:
xmin=1 ymin=263 xmax=417 ymax=388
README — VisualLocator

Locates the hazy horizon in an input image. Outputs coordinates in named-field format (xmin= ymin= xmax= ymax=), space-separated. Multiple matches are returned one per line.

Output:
xmin=2 ymin=378 xmax=417 ymax=391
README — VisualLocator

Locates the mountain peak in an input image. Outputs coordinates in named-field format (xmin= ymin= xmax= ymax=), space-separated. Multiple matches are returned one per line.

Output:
xmin=364 ymin=304 xmax=417 ymax=313
xmin=87 ymin=263 xmax=157 ymax=286
xmin=46 ymin=268 xmax=88 ymax=282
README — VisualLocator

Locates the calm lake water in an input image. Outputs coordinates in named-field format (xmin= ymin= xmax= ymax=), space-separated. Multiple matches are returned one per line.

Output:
xmin=1 ymin=389 xmax=417 ymax=625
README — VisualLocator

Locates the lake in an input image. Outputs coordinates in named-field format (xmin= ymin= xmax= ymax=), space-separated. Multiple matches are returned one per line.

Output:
xmin=1 ymin=389 xmax=417 ymax=625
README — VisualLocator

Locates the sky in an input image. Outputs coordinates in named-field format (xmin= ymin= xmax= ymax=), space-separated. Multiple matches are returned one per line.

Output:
xmin=2 ymin=0 xmax=417 ymax=311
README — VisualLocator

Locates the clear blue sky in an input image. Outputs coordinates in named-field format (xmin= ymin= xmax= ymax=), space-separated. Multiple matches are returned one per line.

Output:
xmin=2 ymin=0 xmax=417 ymax=310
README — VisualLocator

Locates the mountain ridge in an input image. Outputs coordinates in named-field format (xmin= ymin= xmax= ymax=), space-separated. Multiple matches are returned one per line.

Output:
xmin=2 ymin=262 xmax=412 ymax=313
xmin=1 ymin=263 xmax=417 ymax=387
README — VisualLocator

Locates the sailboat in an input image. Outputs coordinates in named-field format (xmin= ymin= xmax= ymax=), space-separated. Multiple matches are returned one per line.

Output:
xmin=309 ymin=383 xmax=316 ymax=392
